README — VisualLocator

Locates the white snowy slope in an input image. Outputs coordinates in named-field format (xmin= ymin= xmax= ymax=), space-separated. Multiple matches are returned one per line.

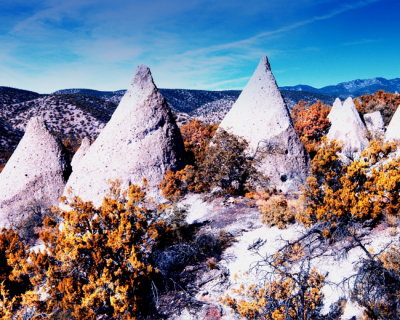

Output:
xmin=64 ymin=65 xmax=185 ymax=206
xmin=218 ymin=56 xmax=309 ymax=192
xmin=327 ymin=97 xmax=369 ymax=157
xmin=0 ymin=117 xmax=70 ymax=228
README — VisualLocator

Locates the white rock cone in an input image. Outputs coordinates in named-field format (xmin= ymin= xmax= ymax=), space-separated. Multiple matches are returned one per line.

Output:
xmin=327 ymin=97 xmax=369 ymax=157
xmin=0 ymin=117 xmax=70 ymax=229
xmin=364 ymin=111 xmax=384 ymax=140
xmin=385 ymin=105 xmax=400 ymax=142
xmin=327 ymin=98 xmax=343 ymax=123
xmin=64 ymin=65 xmax=185 ymax=206
xmin=70 ymin=137 xmax=90 ymax=170
xmin=218 ymin=56 xmax=309 ymax=192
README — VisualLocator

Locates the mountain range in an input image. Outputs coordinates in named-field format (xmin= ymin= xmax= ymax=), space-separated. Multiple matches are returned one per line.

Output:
xmin=281 ymin=77 xmax=400 ymax=98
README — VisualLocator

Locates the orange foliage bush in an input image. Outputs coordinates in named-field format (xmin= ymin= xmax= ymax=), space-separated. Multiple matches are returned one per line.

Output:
xmin=292 ymin=101 xmax=331 ymax=157
xmin=17 ymin=184 xmax=167 ymax=319
xmin=0 ymin=229 xmax=31 ymax=319
xmin=355 ymin=90 xmax=400 ymax=125
xmin=298 ymin=138 xmax=400 ymax=230
xmin=257 ymin=195 xmax=297 ymax=229
xmin=180 ymin=119 xmax=218 ymax=164
xmin=160 ymin=129 xmax=256 ymax=199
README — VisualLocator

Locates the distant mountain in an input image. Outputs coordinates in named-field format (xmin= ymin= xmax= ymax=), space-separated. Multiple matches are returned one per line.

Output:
xmin=281 ymin=77 xmax=400 ymax=98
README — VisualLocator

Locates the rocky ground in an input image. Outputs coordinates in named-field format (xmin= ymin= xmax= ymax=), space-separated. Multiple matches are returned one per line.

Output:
xmin=154 ymin=194 xmax=399 ymax=320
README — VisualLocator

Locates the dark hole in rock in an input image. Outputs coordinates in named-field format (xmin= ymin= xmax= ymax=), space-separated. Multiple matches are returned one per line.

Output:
xmin=280 ymin=174 xmax=287 ymax=182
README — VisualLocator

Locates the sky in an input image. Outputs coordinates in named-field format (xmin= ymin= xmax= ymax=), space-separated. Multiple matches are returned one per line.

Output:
xmin=0 ymin=0 xmax=399 ymax=93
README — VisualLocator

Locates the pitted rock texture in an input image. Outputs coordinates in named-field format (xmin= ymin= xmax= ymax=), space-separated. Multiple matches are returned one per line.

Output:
xmin=0 ymin=117 xmax=70 ymax=228
xmin=385 ymin=105 xmax=400 ymax=142
xmin=64 ymin=65 xmax=185 ymax=205
xmin=218 ymin=56 xmax=309 ymax=192
xmin=364 ymin=111 xmax=384 ymax=139
xmin=327 ymin=97 xmax=369 ymax=156
xmin=70 ymin=137 xmax=90 ymax=170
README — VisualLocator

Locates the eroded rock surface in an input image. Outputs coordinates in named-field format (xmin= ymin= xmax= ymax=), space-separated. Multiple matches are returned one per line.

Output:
xmin=218 ymin=57 xmax=309 ymax=192
xmin=0 ymin=117 xmax=70 ymax=229
xmin=64 ymin=65 xmax=185 ymax=205
xmin=385 ymin=105 xmax=400 ymax=142
xmin=327 ymin=97 xmax=369 ymax=156
xmin=364 ymin=111 xmax=384 ymax=139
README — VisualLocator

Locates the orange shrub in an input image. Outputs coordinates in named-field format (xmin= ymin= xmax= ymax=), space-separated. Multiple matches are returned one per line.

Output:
xmin=292 ymin=101 xmax=331 ymax=157
xmin=180 ymin=119 xmax=218 ymax=164
xmin=298 ymin=138 xmax=400 ymax=230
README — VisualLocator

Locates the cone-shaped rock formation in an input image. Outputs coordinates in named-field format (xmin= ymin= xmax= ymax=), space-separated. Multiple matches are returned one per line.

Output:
xmin=385 ymin=105 xmax=400 ymax=142
xmin=70 ymin=137 xmax=90 ymax=170
xmin=218 ymin=56 xmax=309 ymax=192
xmin=327 ymin=98 xmax=343 ymax=124
xmin=0 ymin=117 xmax=70 ymax=229
xmin=364 ymin=111 xmax=384 ymax=140
xmin=327 ymin=97 xmax=369 ymax=156
xmin=64 ymin=65 xmax=185 ymax=205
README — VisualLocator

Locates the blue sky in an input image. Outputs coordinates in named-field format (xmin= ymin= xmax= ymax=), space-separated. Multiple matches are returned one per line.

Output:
xmin=0 ymin=0 xmax=398 ymax=93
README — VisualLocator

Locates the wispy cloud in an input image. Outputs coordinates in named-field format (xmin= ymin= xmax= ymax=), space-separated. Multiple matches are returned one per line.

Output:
xmin=342 ymin=38 xmax=379 ymax=46
xmin=0 ymin=0 xmax=391 ymax=92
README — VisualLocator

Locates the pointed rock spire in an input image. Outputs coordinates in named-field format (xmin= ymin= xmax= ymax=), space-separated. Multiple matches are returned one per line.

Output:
xmin=364 ymin=111 xmax=384 ymax=140
xmin=70 ymin=137 xmax=90 ymax=170
xmin=385 ymin=105 xmax=400 ymax=142
xmin=218 ymin=56 xmax=309 ymax=192
xmin=327 ymin=98 xmax=343 ymax=123
xmin=0 ymin=116 xmax=70 ymax=228
xmin=64 ymin=65 xmax=185 ymax=205
xmin=327 ymin=97 xmax=369 ymax=156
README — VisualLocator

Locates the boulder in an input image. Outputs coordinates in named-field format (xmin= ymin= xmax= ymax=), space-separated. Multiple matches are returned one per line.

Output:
xmin=218 ymin=56 xmax=309 ymax=192
xmin=64 ymin=65 xmax=185 ymax=205
xmin=0 ymin=117 xmax=70 ymax=229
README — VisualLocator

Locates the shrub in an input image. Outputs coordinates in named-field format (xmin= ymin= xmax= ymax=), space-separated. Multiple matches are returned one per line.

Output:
xmin=180 ymin=119 xmax=218 ymax=164
xmin=352 ymin=244 xmax=400 ymax=319
xmin=355 ymin=90 xmax=400 ymax=125
xmin=160 ymin=129 xmax=258 ymax=199
xmin=0 ymin=229 xmax=31 ymax=319
xmin=258 ymin=195 xmax=296 ymax=229
xmin=298 ymin=138 xmax=400 ymax=233
xmin=292 ymin=101 xmax=331 ymax=158
xmin=222 ymin=240 xmax=332 ymax=320
xmin=23 ymin=184 xmax=168 ymax=319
